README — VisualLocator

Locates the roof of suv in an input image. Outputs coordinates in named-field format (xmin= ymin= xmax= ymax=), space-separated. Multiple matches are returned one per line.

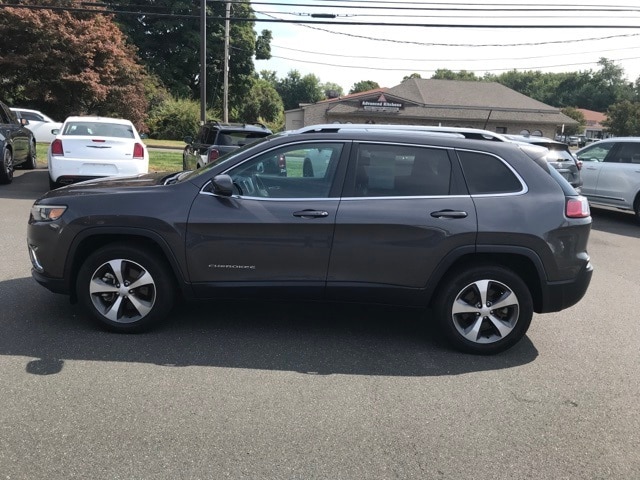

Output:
xmin=295 ymin=123 xmax=507 ymax=141
xmin=206 ymin=121 xmax=271 ymax=134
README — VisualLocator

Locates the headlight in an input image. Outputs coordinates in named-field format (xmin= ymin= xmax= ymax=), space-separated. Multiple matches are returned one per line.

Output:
xmin=31 ymin=204 xmax=67 ymax=222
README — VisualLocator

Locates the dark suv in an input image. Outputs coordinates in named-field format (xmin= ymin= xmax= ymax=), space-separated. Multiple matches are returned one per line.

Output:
xmin=28 ymin=124 xmax=593 ymax=354
xmin=183 ymin=121 xmax=272 ymax=170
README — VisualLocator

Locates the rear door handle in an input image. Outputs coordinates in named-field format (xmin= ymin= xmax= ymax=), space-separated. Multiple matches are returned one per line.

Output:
xmin=293 ymin=210 xmax=329 ymax=218
xmin=430 ymin=209 xmax=468 ymax=219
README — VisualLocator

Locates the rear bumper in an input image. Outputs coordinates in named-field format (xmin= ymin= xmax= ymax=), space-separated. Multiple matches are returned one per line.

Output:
xmin=540 ymin=261 xmax=593 ymax=313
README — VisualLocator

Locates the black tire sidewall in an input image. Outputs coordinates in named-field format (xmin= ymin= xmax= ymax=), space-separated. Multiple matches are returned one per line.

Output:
xmin=25 ymin=141 xmax=37 ymax=170
xmin=434 ymin=265 xmax=533 ymax=355
xmin=76 ymin=244 xmax=175 ymax=332
xmin=0 ymin=147 xmax=13 ymax=184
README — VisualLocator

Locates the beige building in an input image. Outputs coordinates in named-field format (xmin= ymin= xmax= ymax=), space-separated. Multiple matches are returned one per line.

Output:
xmin=286 ymin=78 xmax=577 ymax=139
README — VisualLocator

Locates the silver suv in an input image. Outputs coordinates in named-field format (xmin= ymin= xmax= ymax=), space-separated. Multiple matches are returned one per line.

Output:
xmin=576 ymin=138 xmax=640 ymax=222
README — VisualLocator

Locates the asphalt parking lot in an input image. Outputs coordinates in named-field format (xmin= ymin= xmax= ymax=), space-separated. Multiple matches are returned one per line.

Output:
xmin=1 ymin=168 xmax=639 ymax=479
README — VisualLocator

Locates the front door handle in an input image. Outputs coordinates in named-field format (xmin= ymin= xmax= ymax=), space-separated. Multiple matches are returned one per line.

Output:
xmin=430 ymin=209 xmax=468 ymax=219
xmin=293 ymin=210 xmax=329 ymax=218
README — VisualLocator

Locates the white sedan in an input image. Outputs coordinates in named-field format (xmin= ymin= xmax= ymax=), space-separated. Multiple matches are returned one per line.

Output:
xmin=10 ymin=108 xmax=62 ymax=144
xmin=48 ymin=116 xmax=149 ymax=190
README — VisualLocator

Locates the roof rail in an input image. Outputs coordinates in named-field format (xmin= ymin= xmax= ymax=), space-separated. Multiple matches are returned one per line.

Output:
xmin=296 ymin=124 xmax=507 ymax=141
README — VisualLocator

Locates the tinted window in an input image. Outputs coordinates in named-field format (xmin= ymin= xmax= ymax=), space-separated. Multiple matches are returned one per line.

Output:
xmin=221 ymin=130 xmax=270 ymax=147
xmin=353 ymin=144 xmax=451 ymax=197
xmin=0 ymin=105 xmax=11 ymax=124
xmin=228 ymin=142 xmax=343 ymax=198
xmin=606 ymin=142 xmax=640 ymax=164
xmin=457 ymin=150 xmax=522 ymax=194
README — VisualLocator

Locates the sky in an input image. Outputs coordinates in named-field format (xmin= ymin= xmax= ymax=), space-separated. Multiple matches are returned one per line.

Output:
xmin=251 ymin=0 xmax=640 ymax=93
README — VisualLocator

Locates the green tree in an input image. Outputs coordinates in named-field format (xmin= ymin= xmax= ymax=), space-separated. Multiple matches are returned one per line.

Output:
xmin=107 ymin=0 xmax=271 ymax=116
xmin=239 ymin=78 xmax=283 ymax=124
xmin=559 ymin=107 xmax=586 ymax=136
xmin=321 ymin=82 xmax=344 ymax=99
xmin=0 ymin=0 xmax=149 ymax=129
xmin=349 ymin=80 xmax=380 ymax=94
xmin=603 ymin=100 xmax=640 ymax=136
xmin=276 ymin=70 xmax=324 ymax=110
xmin=146 ymin=97 xmax=203 ymax=140
xmin=431 ymin=69 xmax=478 ymax=81
xmin=402 ymin=73 xmax=422 ymax=81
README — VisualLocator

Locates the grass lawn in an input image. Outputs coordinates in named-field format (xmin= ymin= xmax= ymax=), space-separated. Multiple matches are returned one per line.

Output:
xmin=36 ymin=142 xmax=183 ymax=173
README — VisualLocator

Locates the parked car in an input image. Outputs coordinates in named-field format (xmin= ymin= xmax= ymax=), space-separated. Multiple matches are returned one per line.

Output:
xmin=47 ymin=116 xmax=148 ymax=190
xmin=10 ymin=107 xmax=62 ymax=144
xmin=505 ymin=135 xmax=582 ymax=190
xmin=28 ymin=124 xmax=593 ymax=355
xmin=575 ymin=137 xmax=640 ymax=222
xmin=0 ymin=100 xmax=38 ymax=184
xmin=183 ymin=122 xmax=272 ymax=170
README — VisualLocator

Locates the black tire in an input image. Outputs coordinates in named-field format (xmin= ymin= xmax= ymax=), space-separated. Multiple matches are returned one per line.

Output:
xmin=0 ymin=147 xmax=14 ymax=184
xmin=434 ymin=264 xmax=533 ymax=355
xmin=634 ymin=198 xmax=640 ymax=225
xmin=76 ymin=244 xmax=176 ymax=333
xmin=303 ymin=159 xmax=314 ymax=177
xmin=24 ymin=141 xmax=37 ymax=170
xmin=49 ymin=177 xmax=60 ymax=190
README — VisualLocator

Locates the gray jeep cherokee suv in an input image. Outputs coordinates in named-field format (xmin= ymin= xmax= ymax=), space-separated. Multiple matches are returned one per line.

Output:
xmin=28 ymin=125 xmax=593 ymax=354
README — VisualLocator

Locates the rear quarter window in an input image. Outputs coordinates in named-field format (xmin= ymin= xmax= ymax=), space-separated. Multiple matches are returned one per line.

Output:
xmin=457 ymin=150 xmax=523 ymax=194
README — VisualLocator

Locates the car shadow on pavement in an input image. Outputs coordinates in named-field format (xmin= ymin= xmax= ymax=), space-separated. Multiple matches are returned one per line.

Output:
xmin=0 ymin=169 xmax=50 ymax=200
xmin=0 ymin=277 xmax=538 ymax=377
xmin=590 ymin=207 xmax=640 ymax=238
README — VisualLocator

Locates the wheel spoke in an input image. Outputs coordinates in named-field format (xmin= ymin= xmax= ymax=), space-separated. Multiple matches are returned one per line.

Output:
xmin=452 ymin=298 xmax=480 ymax=315
xmin=107 ymin=259 xmax=126 ymax=286
xmin=491 ymin=290 xmax=518 ymax=311
xmin=487 ymin=314 xmax=516 ymax=338
xmin=103 ymin=295 xmax=124 ymax=322
xmin=89 ymin=277 xmax=119 ymax=295
xmin=461 ymin=316 xmax=484 ymax=342
xmin=474 ymin=279 xmax=490 ymax=306
xmin=127 ymin=295 xmax=153 ymax=318
xmin=128 ymin=270 xmax=153 ymax=290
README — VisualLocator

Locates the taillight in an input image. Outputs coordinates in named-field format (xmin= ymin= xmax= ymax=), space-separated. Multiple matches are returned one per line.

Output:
xmin=133 ymin=143 xmax=145 ymax=159
xmin=566 ymin=197 xmax=590 ymax=218
xmin=51 ymin=139 xmax=64 ymax=156
xmin=208 ymin=149 xmax=220 ymax=162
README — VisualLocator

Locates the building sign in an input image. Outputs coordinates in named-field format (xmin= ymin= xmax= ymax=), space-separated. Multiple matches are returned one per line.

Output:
xmin=361 ymin=94 xmax=403 ymax=113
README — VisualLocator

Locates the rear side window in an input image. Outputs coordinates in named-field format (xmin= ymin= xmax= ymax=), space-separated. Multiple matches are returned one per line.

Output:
xmin=353 ymin=144 xmax=451 ymax=197
xmin=606 ymin=142 xmax=640 ymax=164
xmin=457 ymin=150 xmax=522 ymax=194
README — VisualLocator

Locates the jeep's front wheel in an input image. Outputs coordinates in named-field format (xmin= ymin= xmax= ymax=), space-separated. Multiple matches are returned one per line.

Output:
xmin=434 ymin=265 xmax=533 ymax=355
xmin=76 ymin=244 xmax=175 ymax=332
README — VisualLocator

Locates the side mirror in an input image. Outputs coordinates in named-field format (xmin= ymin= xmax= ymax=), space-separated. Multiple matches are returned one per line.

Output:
xmin=20 ymin=118 xmax=29 ymax=126
xmin=211 ymin=174 xmax=234 ymax=197
xmin=51 ymin=128 xmax=60 ymax=135
xmin=184 ymin=136 xmax=193 ymax=145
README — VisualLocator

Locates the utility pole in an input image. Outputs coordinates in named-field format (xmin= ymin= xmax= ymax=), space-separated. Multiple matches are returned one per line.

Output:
xmin=200 ymin=0 xmax=207 ymax=124
xmin=223 ymin=1 xmax=231 ymax=123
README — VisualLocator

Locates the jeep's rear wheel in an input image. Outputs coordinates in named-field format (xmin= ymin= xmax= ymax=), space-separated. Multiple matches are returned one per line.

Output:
xmin=76 ymin=244 xmax=175 ymax=332
xmin=434 ymin=265 xmax=533 ymax=355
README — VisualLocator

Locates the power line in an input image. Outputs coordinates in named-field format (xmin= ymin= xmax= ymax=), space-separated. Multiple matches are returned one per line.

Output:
xmin=268 ymin=42 xmax=640 ymax=63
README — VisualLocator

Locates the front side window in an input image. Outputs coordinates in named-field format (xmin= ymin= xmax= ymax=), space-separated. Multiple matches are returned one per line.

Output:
xmin=227 ymin=142 xmax=343 ymax=199
xmin=577 ymin=143 xmax=614 ymax=162
xmin=352 ymin=144 xmax=451 ymax=197
xmin=457 ymin=150 xmax=523 ymax=194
